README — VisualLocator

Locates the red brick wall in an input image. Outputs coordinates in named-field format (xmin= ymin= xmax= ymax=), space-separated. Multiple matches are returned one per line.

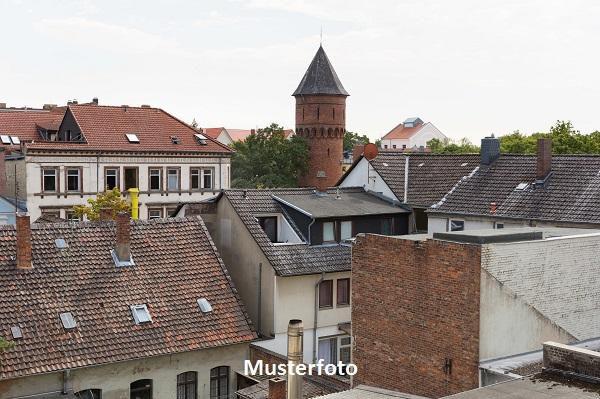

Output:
xmin=295 ymin=95 xmax=345 ymax=191
xmin=352 ymin=234 xmax=481 ymax=398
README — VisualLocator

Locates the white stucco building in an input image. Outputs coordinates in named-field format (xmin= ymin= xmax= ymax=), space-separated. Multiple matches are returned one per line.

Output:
xmin=379 ymin=117 xmax=446 ymax=151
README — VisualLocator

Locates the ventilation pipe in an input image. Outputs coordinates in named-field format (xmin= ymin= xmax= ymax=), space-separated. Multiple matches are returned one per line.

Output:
xmin=287 ymin=319 xmax=304 ymax=399
xmin=115 ymin=212 xmax=131 ymax=262
xmin=16 ymin=213 xmax=32 ymax=270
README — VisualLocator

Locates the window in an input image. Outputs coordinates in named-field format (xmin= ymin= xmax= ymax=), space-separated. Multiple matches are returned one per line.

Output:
xmin=337 ymin=278 xmax=350 ymax=306
xmin=149 ymin=168 xmax=162 ymax=191
xmin=41 ymin=210 xmax=60 ymax=219
xmin=105 ymin=167 xmax=119 ymax=190
xmin=125 ymin=133 xmax=140 ymax=143
xmin=166 ymin=206 xmax=178 ymax=218
xmin=340 ymin=221 xmax=352 ymax=240
xmin=148 ymin=208 xmax=163 ymax=220
xmin=194 ymin=133 xmax=207 ymax=145
xmin=66 ymin=168 xmax=81 ymax=192
xmin=496 ymin=223 xmax=504 ymax=229
xmin=210 ymin=366 xmax=229 ymax=399
xmin=450 ymin=220 xmax=464 ymax=231
xmin=197 ymin=298 xmax=213 ymax=313
xmin=130 ymin=379 xmax=152 ymax=399
xmin=130 ymin=304 xmax=152 ymax=324
xmin=381 ymin=218 xmax=393 ymax=235
xmin=202 ymin=168 xmax=213 ymax=189
xmin=319 ymin=336 xmax=351 ymax=369
xmin=66 ymin=210 xmax=81 ymax=222
xmin=323 ymin=222 xmax=335 ymax=243
xmin=258 ymin=216 xmax=278 ymax=243
xmin=392 ymin=145 xmax=397 ymax=149
xmin=42 ymin=168 xmax=58 ymax=192
xmin=177 ymin=371 xmax=197 ymax=399
xmin=319 ymin=280 xmax=333 ymax=308
xmin=402 ymin=144 xmax=407 ymax=149
xmin=0 ymin=135 xmax=10 ymax=144
xmin=339 ymin=336 xmax=351 ymax=365
xmin=167 ymin=168 xmax=180 ymax=191
xmin=124 ymin=167 xmax=138 ymax=190
xmin=384 ymin=145 xmax=388 ymax=149
xmin=75 ymin=389 xmax=102 ymax=399
xmin=190 ymin=168 xmax=201 ymax=190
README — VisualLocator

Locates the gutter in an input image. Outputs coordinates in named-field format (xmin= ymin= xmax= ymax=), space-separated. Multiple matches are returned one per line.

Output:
xmin=313 ymin=271 xmax=325 ymax=364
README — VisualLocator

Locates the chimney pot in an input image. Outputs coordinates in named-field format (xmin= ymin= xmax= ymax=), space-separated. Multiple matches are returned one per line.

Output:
xmin=268 ymin=377 xmax=286 ymax=399
xmin=92 ymin=97 xmax=98 ymax=105
xmin=490 ymin=202 xmax=497 ymax=214
xmin=0 ymin=103 xmax=6 ymax=109
xmin=42 ymin=104 xmax=57 ymax=110
xmin=536 ymin=138 xmax=552 ymax=181
xmin=115 ymin=212 xmax=131 ymax=262
xmin=480 ymin=136 xmax=500 ymax=166
xmin=16 ymin=213 xmax=32 ymax=270
xmin=287 ymin=319 xmax=303 ymax=399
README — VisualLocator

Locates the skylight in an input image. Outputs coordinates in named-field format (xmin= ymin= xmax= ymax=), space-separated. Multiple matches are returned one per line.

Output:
xmin=55 ymin=238 xmax=68 ymax=249
xmin=125 ymin=133 xmax=140 ymax=143
xmin=10 ymin=326 xmax=22 ymax=339
xmin=418 ymin=162 xmax=425 ymax=167
xmin=0 ymin=135 xmax=10 ymax=144
xmin=194 ymin=133 xmax=207 ymax=145
xmin=60 ymin=312 xmax=77 ymax=330
xmin=131 ymin=304 xmax=152 ymax=324
xmin=515 ymin=182 xmax=529 ymax=190
xmin=197 ymin=298 xmax=213 ymax=313
xmin=460 ymin=162 xmax=468 ymax=167
xmin=10 ymin=136 xmax=20 ymax=145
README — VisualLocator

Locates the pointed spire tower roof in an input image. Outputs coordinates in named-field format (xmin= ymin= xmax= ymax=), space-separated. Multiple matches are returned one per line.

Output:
xmin=293 ymin=45 xmax=349 ymax=96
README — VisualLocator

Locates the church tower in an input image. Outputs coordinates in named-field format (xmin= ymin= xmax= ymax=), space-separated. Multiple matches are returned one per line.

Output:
xmin=293 ymin=45 xmax=349 ymax=191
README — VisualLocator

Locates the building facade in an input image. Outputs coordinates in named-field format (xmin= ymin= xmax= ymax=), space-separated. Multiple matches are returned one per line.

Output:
xmin=379 ymin=117 xmax=446 ymax=151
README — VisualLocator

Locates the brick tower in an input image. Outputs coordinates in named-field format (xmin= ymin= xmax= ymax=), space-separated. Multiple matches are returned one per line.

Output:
xmin=294 ymin=45 xmax=349 ymax=191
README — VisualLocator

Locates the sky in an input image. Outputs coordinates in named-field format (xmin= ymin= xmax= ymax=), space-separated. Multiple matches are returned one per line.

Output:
xmin=2 ymin=0 xmax=600 ymax=143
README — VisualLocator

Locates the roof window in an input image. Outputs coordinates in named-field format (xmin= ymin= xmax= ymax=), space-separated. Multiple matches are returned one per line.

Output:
xmin=194 ymin=133 xmax=207 ymax=145
xmin=10 ymin=326 xmax=22 ymax=339
xmin=460 ymin=162 xmax=468 ymax=167
xmin=170 ymin=135 xmax=181 ymax=144
xmin=197 ymin=298 xmax=213 ymax=313
xmin=10 ymin=136 xmax=20 ymax=145
xmin=60 ymin=312 xmax=77 ymax=330
xmin=55 ymin=238 xmax=68 ymax=249
xmin=125 ymin=133 xmax=140 ymax=143
xmin=131 ymin=304 xmax=152 ymax=324
xmin=0 ymin=135 xmax=10 ymax=145
xmin=515 ymin=182 xmax=529 ymax=190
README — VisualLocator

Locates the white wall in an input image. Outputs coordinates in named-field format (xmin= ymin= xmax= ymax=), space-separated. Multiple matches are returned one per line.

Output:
xmin=380 ymin=123 xmax=446 ymax=150
xmin=427 ymin=215 xmax=529 ymax=234
xmin=0 ymin=343 xmax=249 ymax=399
xmin=338 ymin=158 xmax=398 ymax=202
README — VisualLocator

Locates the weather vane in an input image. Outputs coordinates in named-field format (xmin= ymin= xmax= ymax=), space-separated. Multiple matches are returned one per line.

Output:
xmin=320 ymin=26 xmax=323 ymax=45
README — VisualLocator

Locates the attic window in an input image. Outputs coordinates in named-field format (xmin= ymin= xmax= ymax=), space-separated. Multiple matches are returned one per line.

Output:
xmin=55 ymin=238 xmax=68 ymax=249
xmin=197 ymin=298 xmax=213 ymax=313
xmin=10 ymin=326 xmax=22 ymax=339
xmin=131 ymin=304 xmax=152 ymax=324
xmin=194 ymin=133 xmax=207 ymax=145
xmin=60 ymin=312 xmax=77 ymax=330
xmin=382 ymin=162 xmax=389 ymax=167
xmin=125 ymin=133 xmax=140 ymax=143
xmin=515 ymin=183 xmax=529 ymax=190
xmin=170 ymin=135 xmax=181 ymax=144
xmin=10 ymin=136 xmax=20 ymax=145
xmin=0 ymin=135 xmax=10 ymax=144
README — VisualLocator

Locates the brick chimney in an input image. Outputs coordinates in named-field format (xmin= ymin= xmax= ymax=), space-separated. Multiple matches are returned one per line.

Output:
xmin=536 ymin=138 xmax=552 ymax=181
xmin=115 ymin=212 xmax=131 ymax=262
xmin=99 ymin=207 xmax=113 ymax=221
xmin=268 ymin=377 xmax=286 ymax=399
xmin=480 ymin=136 xmax=500 ymax=166
xmin=0 ymin=148 xmax=6 ymax=197
xmin=352 ymin=144 xmax=365 ymax=163
xmin=16 ymin=214 xmax=32 ymax=270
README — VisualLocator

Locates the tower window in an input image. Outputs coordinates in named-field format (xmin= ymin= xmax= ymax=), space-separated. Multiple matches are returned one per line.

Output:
xmin=328 ymin=148 xmax=330 ymax=157
xmin=333 ymin=108 xmax=335 ymax=119
xmin=317 ymin=107 xmax=320 ymax=120
xmin=302 ymin=108 xmax=305 ymax=121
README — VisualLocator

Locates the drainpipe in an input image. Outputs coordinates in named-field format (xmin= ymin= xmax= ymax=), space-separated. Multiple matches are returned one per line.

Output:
xmin=312 ymin=272 xmax=325 ymax=363
xmin=403 ymin=155 xmax=409 ymax=203
xmin=62 ymin=369 xmax=71 ymax=394
xmin=307 ymin=217 xmax=316 ymax=245
xmin=257 ymin=262 xmax=262 ymax=336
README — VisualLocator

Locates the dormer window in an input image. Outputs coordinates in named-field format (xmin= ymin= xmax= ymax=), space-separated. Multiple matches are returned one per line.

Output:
xmin=194 ymin=133 xmax=207 ymax=145
xmin=131 ymin=304 xmax=152 ymax=324
xmin=257 ymin=216 xmax=278 ymax=243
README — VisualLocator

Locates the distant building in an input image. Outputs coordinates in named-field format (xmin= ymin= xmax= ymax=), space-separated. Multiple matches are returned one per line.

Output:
xmin=203 ymin=127 xmax=235 ymax=146
xmin=351 ymin=227 xmax=600 ymax=398
xmin=0 ymin=214 xmax=255 ymax=398
xmin=294 ymin=46 xmax=349 ymax=191
xmin=0 ymin=101 xmax=232 ymax=221
xmin=379 ymin=117 xmax=446 ymax=151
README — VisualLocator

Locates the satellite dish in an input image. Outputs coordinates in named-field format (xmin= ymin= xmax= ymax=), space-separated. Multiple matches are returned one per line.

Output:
xmin=363 ymin=143 xmax=379 ymax=160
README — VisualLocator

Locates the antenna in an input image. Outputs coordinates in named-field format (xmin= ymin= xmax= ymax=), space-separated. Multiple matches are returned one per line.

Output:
xmin=320 ymin=26 xmax=323 ymax=45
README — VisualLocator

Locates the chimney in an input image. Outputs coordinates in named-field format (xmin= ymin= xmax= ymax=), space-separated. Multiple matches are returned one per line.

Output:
xmin=115 ymin=212 xmax=131 ymax=262
xmin=16 ymin=214 xmax=32 ymax=270
xmin=287 ymin=320 xmax=303 ymax=399
xmin=251 ymin=129 xmax=256 ymax=135
xmin=92 ymin=97 xmax=99 ymax=105
xmin=268 ymin=377 xmax=286 ymax=399
xmin=0 ymin=148 xmax=6 ymax=197
xmin=536 ymin=138 xmax=552 ymax=181
xmin=42 ymin=104 xmax=57 ymax=110
xmin=99 ymin=207 xmax=113 ymax=221
xmin=490 ymin=202 xmax=497 ymax=215
xmin=0 ymin=103 xmax=6 ymax=109
xmin=352 ymin=144 xmax=365 ymax=163
xmin=480 ymin=136 xmax=500 ymax=166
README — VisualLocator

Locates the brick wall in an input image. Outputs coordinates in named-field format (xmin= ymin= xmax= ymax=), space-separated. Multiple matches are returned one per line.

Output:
xmin=352 ymin=234 xmax=481 ymax=398
xmin=543 ymin=342 xmax=600 ymax=379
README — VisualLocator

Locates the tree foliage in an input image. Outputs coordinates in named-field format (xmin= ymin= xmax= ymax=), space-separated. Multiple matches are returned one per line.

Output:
xmin=343 ymin=131 xmax=370 ymax=151
xmin=73 ymin=188 xmax=131 ymax=221
xmin=0 ymin=336 xmax=13 ymax=352
xmin=231 ymin=123 xmax=309 ymax=188
xmin=427 ymin=137 xmax=479 ymax=153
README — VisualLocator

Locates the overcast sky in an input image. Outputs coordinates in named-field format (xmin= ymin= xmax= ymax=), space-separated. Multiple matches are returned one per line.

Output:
xmin=2 ymin=0 xmax=600 ymax=143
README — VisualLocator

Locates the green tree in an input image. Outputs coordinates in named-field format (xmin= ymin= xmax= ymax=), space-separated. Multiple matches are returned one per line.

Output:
xmin=73 ymin=188 xmax=131 ymax=221
xmin=0 ymin=336 xmax=13 ymax=352
xmin=231 ymin=123 xmax=309 ymax=188
xmin=343 ymin=131 xmax=370 ymax=151
xmin=427 ymin=137 xmax=479 ymax=153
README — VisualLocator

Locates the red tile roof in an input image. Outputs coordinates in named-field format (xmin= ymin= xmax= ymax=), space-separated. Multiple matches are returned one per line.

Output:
xmin=0 ymin=217 xmax=255 ymax=379
xmin=204 ymin=127 xmax=226 ymax=139
xmin=381 ymin=122 xmax=426 ymax=140
xmin=227 ymin=129 xmax=254 ymax=142
xmin=0 ymin=108 xmax=65 ymax=150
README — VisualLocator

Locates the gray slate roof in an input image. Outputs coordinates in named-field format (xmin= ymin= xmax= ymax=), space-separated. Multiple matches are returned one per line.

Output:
xmin=224 ymin=188 xmax=365 ymax=276
xmin=274 ymin=191 xmax=408 ymax=218
xmin=314 ymin=385 xmax=428 ymax=399
xmin=429 ymin=155 xmax=600 ymax=225
xmin=363 ymin=152 xmax=480 ymax=208
xmin=293 ymin=46 xmax=349 ymax=96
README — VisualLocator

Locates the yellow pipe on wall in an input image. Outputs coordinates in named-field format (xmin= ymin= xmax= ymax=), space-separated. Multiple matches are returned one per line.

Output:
xmin=128 ymin=188 xmax=140 ymax=220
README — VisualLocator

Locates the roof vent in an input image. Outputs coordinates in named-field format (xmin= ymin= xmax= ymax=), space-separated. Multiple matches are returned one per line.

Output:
xmin=0 ymin=135 xmax=10 ymax=145
xmin=197 ymin=298 xmax=213 ymax=313
xmin=60 ymin=312 xmax=77 ymax=330
xmin=131 ymin=304 xmax=152 ymax=324
xmin=170 ymin=136 xmax=181 ymax=144
xmin=10 ymin=326 xmax=22 ymax=339
xmin=418 ymin=162 xmax=425 ymax=167
xmin=194 ymin=133 xmax=207 ymax=145
xmin=55 ymin=238 xmax=68 ymax=249
xmin=125 ymin=133 xmax=139 ymax=143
